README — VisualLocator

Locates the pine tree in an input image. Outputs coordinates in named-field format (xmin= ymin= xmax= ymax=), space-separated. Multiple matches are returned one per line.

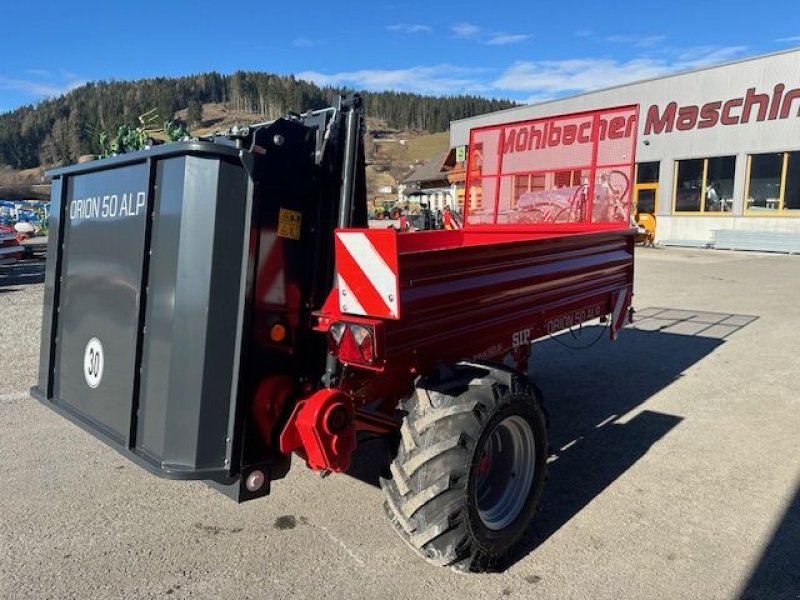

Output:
xmin=187 ymin=100 xmax=203 ymax=125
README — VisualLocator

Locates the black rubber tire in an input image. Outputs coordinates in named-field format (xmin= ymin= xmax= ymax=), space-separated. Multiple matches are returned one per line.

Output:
xmin=380 ymin=362 xmax=548 ymax=572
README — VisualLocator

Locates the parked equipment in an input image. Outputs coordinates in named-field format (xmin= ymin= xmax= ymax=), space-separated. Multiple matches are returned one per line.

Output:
xmin=0 ymin=224 xmax=23 ymax=265
xmin=33 ymin=97 xmax=637 ymax=571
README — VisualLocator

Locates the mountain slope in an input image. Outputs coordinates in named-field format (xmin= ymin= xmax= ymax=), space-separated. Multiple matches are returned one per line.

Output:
xmin=0 ymin=71 xmax=516 ymax=169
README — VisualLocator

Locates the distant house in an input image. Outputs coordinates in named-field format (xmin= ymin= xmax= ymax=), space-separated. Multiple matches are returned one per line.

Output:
xmin=399 ymin=150 xmax=458 ymax=212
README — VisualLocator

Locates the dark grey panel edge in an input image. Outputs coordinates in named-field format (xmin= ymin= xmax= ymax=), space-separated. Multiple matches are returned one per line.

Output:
xmin=30 ymin=386 xmax=233 ymax=482
xmin=35 ymin=176 xmax=66 ymax=397
xmin=221 ymin=155 xmax=255 ymax=474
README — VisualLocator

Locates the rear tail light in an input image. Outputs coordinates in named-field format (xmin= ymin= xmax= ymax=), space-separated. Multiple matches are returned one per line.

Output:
xmin=328 ymin=321 xmax=377 ymax=365
xmin=350 ymin=325 xmax=375 ymax=364
xmin=329 ymin=321 xmax=347 ymax=344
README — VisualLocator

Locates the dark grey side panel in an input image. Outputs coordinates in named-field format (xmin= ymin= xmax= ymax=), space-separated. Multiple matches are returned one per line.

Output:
xmin=33 ymin=144 xmax=253 ymax=482
xmin=137 ymin=156 xmax=251 ymax=473
xmin=37 ymin=177 xmax=64 ymax=395
xmin=53 ymin=164 xmax=149 ymax=443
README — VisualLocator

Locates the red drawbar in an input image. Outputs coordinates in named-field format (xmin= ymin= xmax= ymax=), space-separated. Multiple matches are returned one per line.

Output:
xmin=279 ymin=389 xmax=356 ymax=472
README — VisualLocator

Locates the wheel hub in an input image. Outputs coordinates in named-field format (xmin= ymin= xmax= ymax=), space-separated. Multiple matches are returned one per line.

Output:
xmin=474 ymin=415 xmax=536 ymax=531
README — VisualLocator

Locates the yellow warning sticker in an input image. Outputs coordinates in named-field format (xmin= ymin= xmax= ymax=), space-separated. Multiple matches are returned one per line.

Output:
xmin=277 ymin=208 xmax=302 ymax=240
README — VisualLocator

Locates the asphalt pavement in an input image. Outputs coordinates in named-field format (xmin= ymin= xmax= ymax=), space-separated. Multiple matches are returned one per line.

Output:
xmin=1 ymin=248 xmax=798 ymax=599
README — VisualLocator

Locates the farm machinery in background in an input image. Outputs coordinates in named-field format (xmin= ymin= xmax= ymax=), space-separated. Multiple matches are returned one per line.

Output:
xmin=0 ymin=200 xmax=50 ymax=264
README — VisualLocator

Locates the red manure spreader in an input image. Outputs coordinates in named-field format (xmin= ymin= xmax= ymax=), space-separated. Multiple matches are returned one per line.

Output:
xmin=33 ymin=96 xmax=638 ymax=571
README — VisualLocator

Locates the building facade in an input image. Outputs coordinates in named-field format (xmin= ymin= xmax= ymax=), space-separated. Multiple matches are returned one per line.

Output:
xmin=398 ymin=150 xmax=457 ymax=212
xmin=450 ymin=48 xmax=800 ymax=249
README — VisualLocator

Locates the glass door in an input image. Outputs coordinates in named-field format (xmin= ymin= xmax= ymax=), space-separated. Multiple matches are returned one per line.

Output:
xmin=634 ymin=184 xmax=658 ymax=216
xmin=634 ymin=162 xmax=660 ymax=216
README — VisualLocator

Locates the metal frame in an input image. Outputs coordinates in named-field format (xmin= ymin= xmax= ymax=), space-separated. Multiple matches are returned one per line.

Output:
xmin=463 ymin=105 xmax=638 ymax=233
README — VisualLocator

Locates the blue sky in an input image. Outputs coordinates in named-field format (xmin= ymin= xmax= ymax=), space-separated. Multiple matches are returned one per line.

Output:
xmin=2 ymin=0 xmax=800 ymax=113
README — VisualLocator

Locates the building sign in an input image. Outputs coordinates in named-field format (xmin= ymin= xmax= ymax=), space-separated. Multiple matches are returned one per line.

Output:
xmin=644 ymin=84 xmax=800 ymax=135
xmin=455 ymin=145 xmax=466 ymax=163
xmin=499 ymin=112 xmax=636 ymax=155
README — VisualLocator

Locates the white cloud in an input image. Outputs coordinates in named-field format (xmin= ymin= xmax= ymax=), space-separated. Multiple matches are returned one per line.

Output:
xmin=387 ymin=23 xmax=433 ymax=34
xmin=674 ymin=45 xmax=748 ymax=68
xmin=494 ymin=58 xmax=667 ymax=94
xmin=296 ymin=65 xmax=489 ymax=95
xmin=451 ymin=22 xmax=480 ymax=38
xmin=605 ymin=34 xmax=667 ymax=48
xmin=487 ymin=33 xmax=532 ymax=46
xmin=493 ymin=46 xmax=749 ymax=96
xmin=0 ymin=74 xmax=85 ymax=99
xmin=292 ymin=37 xmax=318 ymax=48
xmin=522 ymin=92 xmax=557 ymax=104
xmin=26 ymin=69 xmax=52 ymax=78
xmin=452 ymin=23 xmax=531 ymax=46
xmin=296 ymin=45 xmax=750 ymax=103
xmin=776 ymin=35 xmax=800 ymax=43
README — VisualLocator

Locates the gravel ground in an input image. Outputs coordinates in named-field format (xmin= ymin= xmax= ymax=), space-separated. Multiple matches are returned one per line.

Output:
xmin=1 ymin=248 xmax=799 ymax=599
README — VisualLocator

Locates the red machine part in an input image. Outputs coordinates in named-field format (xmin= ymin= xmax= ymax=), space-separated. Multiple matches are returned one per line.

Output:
xmin=252 ymin=375 xmax=293 ymax=445
xmin=0 ymin=225 xmax=23 ymax=265
xmin=279 ymin=388 xmax=356 ymax=472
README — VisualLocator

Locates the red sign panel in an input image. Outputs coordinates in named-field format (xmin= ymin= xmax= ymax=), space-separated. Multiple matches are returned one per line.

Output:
xmin=335 ymin=229 xmax=400 ymax=320
xmin=464 ymin=105 xmax=639 ymax=231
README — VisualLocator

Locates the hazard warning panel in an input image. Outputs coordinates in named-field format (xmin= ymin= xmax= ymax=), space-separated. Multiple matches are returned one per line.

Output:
xmin=334 ymin=229 xmax=400 ymax=320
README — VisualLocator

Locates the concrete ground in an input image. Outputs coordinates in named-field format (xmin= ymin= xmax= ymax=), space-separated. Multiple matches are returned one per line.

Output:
xmin=1 ymin=247 xmax=798 ymax=600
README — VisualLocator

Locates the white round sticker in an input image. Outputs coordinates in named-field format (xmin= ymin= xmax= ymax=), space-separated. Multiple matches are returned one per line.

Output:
xmin=83 ymin=337 xmax=104 ymax=389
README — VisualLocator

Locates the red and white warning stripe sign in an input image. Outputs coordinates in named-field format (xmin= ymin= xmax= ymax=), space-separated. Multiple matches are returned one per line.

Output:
xmin=610 ymin=285 xmax=632 ymax=340
xmin=256 ymin=230 xmax=287 ymax=306
xmin=335 ymin=229 xmax=400 ymax=320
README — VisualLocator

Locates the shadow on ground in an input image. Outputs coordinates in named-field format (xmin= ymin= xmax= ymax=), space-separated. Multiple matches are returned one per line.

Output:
xmin=512 ymin=308 xmax=758 ymax=561
xmin=346 ymin=307 xmax=759 ymax=571
xmin=0 ymin=259 xmax=45 ymax=289
xmin=739 ymin=480 xmax=800 ymax=600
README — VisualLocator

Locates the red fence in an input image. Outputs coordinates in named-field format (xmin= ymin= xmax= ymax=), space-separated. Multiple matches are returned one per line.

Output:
xmin=464 ymin=105 xmax=639 ymax=232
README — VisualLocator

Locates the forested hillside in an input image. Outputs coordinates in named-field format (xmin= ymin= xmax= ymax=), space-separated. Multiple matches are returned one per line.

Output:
xmin=0 ymin=71 xmax=516 ymax=169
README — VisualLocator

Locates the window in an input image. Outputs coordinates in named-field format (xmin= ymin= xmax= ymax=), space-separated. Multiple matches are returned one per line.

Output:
xmin=785 ymin=152 xmax=800 ymax=212
xmin=747 ymin=154 xmax=782 ymax=211
xmin=637 ymin=189 xmax=657 ymax=214
xmin=635 ymin=162 xmax=660 ymax=214
xmin=674 ymin=159 xmax=703 ymax=212
xmin=705 ymin=157 xmax=735 ymax=212
xmin=554 ymin=170 xmax=583 ymax=188
xmin=673 ymin=156 xmax=735 ymax=213
xmin=636 ymin=162 xmax=660 ymax=184
xmin=746 ymin=151 xmax=800 ymax=214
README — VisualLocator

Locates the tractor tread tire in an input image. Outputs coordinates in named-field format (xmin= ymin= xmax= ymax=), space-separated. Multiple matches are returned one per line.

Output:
xmin=380 ymin=361 xmax=548 ymax=572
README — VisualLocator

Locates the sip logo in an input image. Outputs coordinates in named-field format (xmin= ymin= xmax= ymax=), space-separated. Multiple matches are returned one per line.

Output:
xmin=512 ymin=328 xmax=531 ymax=348
xmin=83 ymin=337 xmax=104 ymax=389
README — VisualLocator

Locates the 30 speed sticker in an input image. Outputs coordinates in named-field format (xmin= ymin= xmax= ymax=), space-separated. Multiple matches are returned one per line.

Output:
xmin=83 ymin=337 xmax=104 ymax=389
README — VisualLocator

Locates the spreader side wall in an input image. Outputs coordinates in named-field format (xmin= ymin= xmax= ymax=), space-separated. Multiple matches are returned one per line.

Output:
xmin=386 ymin=230 xmax=635 ymax=370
